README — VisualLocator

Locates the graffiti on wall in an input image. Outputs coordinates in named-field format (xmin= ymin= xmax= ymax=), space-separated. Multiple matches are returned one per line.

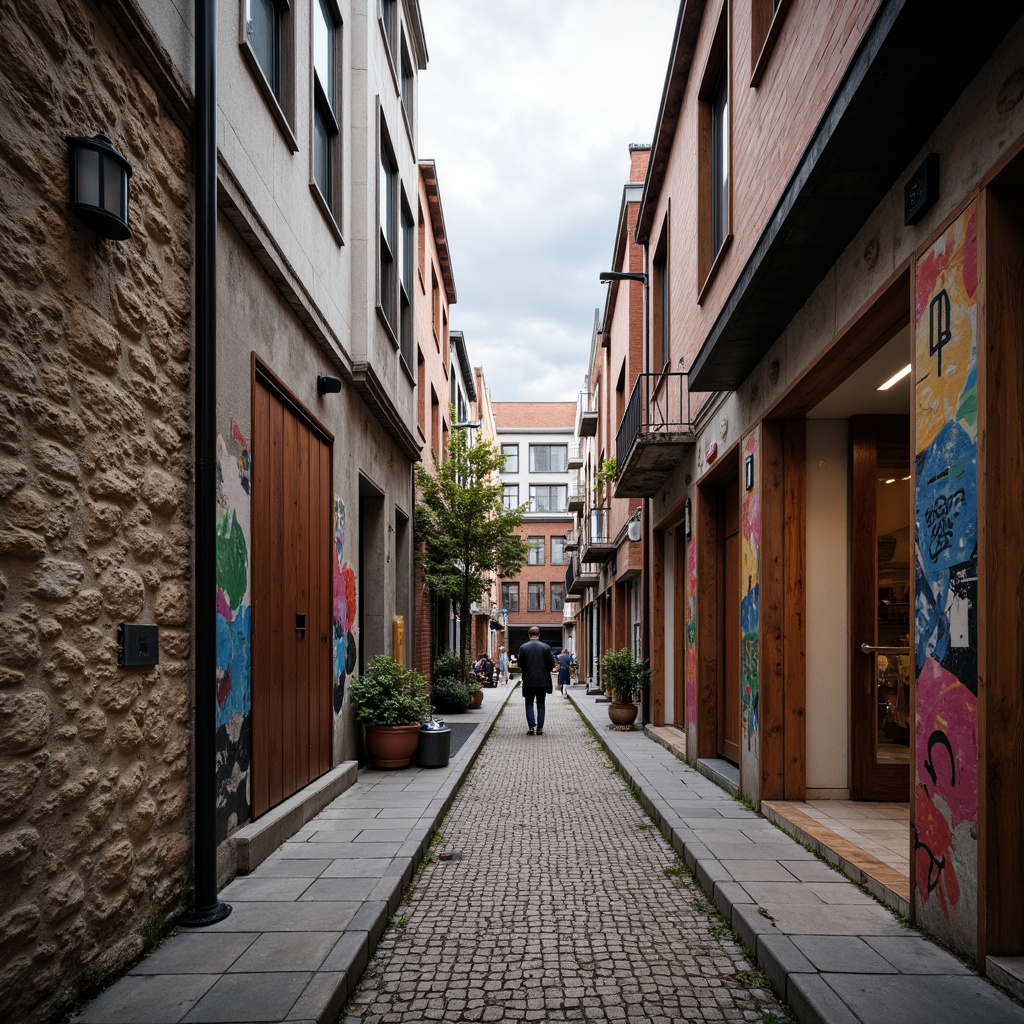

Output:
xmin=215 ymin=422 xmax=252 ymax=839
xmin=913 ymin=203 xmax=978 ymax=947
xmin=333 ymin=497 xmax=357 ymax=714
xmin=740 ymin=433 xmax=760 ymax=755
xmin=685 ymin=534 xmax=698 ymax=737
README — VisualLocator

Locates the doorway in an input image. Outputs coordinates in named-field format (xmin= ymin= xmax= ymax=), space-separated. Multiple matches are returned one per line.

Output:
xmin=251 ymin=369 xmax=333 ymax=818
xmin=720 ymin=474 xmax=741 ymax=764
xmin=850 ymin=417 xmax=911 ymax=800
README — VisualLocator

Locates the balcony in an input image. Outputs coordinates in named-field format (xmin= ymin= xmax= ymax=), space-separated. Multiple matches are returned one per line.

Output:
xmin=615 ymin=372 xmax=696 ymax=497
xmin=565 ymin=553 xmax=598 ymax=596
xmin=567 ymin=442 xmax=583 ymax=469
xmin=564 ymin=527 xmax=579 ymax=551
xmin=567 ymin=483 xmax=586 ymax=512
xmin=576 ymin=389 xmax=598 ymax=437
xmin=580 ymin=506 xmax=616 ymax=563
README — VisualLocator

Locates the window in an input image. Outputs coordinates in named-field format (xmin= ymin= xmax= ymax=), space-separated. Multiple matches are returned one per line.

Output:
xmin=242 ymin=0 xmax=295 ymax=139
xmin=502 ymin=582 xmax=520 ymax=613
xmin=431 ymin=269 xmax=440 ymax=346
xmin=417 ymin=202 xmax=425 ymax=286
xmin=529 ymin=444 xmax=568 ymax=473
xmin=379 ymin=128 xmax=397 ymax=327
xmin=503 ymin=484 xmax=519 ymax=511
xmin=751 ymin=0 xmax=791 ymax=86
xmin=529 ymin=485 xmax=567 ymax=513
xmin=652 ymin=230 xmax=669 ymax=369
xmin=399 ymin=198 xmax=414 ymax=366
xmin=698 ymin=10 xmax=731 ymax=294
xmin=400 ymin=36 xmax=414 ymax=125
xmin=528 ymin=583 xmax=545 ymax=613
xmin=550 ymin=583 xmax=565 ymax=613
xmin=550 ymin=535 xmax=566 ymax=565
xmin=501 ymin=444 xmax=519 ymax=473
xmin=312 ymin=0 xmax=341 ymax=227
xmin=527 ymin=537 xmax=545 ymax=565
xmin=380 ymin=0 xmax=397 ymax=61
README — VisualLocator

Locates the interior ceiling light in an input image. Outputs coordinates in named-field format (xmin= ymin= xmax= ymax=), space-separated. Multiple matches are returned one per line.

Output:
xmin=878 ymin=364 xmax=912 ymax=391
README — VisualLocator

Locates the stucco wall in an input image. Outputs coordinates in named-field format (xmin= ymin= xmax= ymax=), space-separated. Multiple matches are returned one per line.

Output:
xmin=0 ymin=2 xmax=193 ymax=1019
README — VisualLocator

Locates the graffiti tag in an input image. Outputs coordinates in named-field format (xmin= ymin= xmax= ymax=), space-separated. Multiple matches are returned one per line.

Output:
xmin=929 ymin=288 xmax=952 ymax=377
xmin=923 ymin=487 xmax=966 ymax=561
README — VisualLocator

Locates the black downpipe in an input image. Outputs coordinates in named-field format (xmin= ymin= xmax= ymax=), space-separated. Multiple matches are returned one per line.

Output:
xmin=180 ymin=0 xmax=230 ymax=928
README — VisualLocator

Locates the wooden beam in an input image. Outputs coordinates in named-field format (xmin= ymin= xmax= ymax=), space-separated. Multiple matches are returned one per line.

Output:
xmin=783 ymin=419 xmax=807 ymax=800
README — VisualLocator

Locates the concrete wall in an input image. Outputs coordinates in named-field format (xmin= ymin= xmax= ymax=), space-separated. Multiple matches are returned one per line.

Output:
xmin=804 ymin=419 xmax=851 ymax=794
xmin=0 ymin=3 xmax=194 ymax=1019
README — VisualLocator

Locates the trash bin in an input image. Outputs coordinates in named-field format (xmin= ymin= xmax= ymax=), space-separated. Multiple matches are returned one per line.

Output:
xmin=417 ymin=716 xmax=451 ymax=768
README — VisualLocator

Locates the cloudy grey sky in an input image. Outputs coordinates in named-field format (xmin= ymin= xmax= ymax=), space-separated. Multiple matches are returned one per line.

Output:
xmin=418 ymin=1 xmax=680 ymax=404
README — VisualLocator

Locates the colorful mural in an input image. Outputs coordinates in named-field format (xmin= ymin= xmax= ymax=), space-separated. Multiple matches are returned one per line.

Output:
xmin=740 ymin=432 xmax=761 ymax=767
xmin=333 ymin=497 xmax=358 ymax=714
xmin=913 ymin=203 xmax=978 ymax=954
xmin=685 ymin=533 xmax=698 ymax=748
xmin=215 ymin=422 xmax=252 ymax=839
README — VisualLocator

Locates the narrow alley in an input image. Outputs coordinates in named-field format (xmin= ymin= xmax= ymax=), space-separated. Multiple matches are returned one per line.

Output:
xmin=343 ymin=696 xmax=783 ymax=1024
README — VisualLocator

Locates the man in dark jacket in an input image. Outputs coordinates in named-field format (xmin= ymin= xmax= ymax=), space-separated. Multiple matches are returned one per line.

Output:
xmin=518 ymin=626 xmax=555 ymax=735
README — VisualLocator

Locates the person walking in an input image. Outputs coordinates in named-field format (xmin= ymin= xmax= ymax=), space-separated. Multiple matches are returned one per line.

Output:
xmin=496 ymin=646 xmax=510 ymax=685
xmin=517 ymin=626 xmax=555 ymax=735
xmin=555 ymin=648 xmax=573 ymax=697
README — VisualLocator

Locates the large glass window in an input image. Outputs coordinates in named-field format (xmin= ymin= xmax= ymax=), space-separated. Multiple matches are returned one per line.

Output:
xmin=529 ymin=485 xmax=567 ymax=513
xmin=527 ymin=537 xmax=545 ymax=565
xmin=550 ymin=583 xmax=565 ymax=613
xmin=502 ymin=582 xmax=520 ymax=613
xmin=246 ymin=0 xmax=283 ymax=99
xmin=399 ymin=199 xmax=414 ymax=365
xmin=528 ymin=583 xmax=545 ymax=613
xmin=501 ymin=444 xmax=519 ymax=473
xmin=503 ymin=484 xmax=519 ymax=511
xmin=380 ymin=0 xmax=397 ymax=59
xmin=379 ymin=130 xmax=397 ymax=326
xmin=711 ymin=62 xmax=730 ymax=259
xmin=530 ymin=444 xmax=568 ymax=473
xmin=550 ymin=535 xmax=566 ymax=565
xmin=312 ymin=0 xmax=341 ymax=218
xmin=400 ymin=36 xmax=414 ymax=123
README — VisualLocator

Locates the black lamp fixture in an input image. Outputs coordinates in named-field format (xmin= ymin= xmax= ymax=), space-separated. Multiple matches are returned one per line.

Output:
xmin=599 ymin=271 xmax=648 ymax=286
xmin=317 ymin=374 xmax=342 ymax=394
xmin=66 ymin=131 xmax=132 ymax=240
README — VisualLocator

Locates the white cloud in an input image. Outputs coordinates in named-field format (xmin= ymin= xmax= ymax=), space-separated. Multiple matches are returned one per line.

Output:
xmin=419 ymin=0 xmax=679 ymax=402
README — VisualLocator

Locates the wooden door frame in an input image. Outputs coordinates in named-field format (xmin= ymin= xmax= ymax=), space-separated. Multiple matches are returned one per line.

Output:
xmin=251 ymin=357 xmax=334 ymax=818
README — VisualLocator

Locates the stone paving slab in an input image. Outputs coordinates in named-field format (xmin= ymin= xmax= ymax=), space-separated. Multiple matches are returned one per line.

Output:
xmin=73 ymin=686 xmax=514 ymax=1024
xmin=570 ymin=690 xmax=1024 ymax=1024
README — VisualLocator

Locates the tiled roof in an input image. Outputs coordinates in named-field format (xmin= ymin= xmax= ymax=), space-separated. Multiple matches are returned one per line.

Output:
xmin=492 ymin=402 xmax=575 ymax=428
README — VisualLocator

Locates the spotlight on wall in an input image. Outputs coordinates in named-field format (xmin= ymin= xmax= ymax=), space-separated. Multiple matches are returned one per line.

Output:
xmin=66 ymin=131 xmax=132 ymax=240
xmin=317 ymin=375 xmax=342 ymax=394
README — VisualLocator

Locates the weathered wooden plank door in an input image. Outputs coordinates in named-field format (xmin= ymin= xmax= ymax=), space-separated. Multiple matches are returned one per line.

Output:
xmin=252 ymin=372 xmax=332 ymax=818
xmin=721 ymin=478 xmax=741 ymax=764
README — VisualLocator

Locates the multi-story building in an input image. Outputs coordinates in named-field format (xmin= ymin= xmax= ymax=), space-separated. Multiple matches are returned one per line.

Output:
xmin=494 ymin=403 xmax=576 ymax=655
xmin=0 ymin=0 xmax=432 ymax=1017
xmin=609 ymin=0 xmax=1024 ymax=975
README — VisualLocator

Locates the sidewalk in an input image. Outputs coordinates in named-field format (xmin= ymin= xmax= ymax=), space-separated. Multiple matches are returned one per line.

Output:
xmin=569 ymin=688 xmax=1024 ymax=1024
xmin=72 ymin=686 xmax=514 ymax=1024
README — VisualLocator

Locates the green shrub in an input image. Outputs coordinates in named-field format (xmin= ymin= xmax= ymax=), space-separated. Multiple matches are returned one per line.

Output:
xmin=599 ymin=647 xmax=651 ymax=703
xmin=349 ymin=655 xmax=431 ymax=726
xmin=432 ymin=649 xmax=480 ymax=692
xmin=431 ymin=675 xmax=471 ymax=714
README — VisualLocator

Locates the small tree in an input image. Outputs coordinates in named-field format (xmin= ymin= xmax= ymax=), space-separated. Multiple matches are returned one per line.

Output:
xmin=415 ymin=419 xmax=528 ymax=681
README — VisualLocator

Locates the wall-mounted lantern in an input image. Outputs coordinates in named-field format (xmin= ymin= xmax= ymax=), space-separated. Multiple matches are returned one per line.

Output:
xmin=744 ymin=452 xmax=755 ymax=490
xmin=317 ymin=374 xmax=342 ymax=394
xmin=684 ymin=498 xmax=692 ymax=539
xmin=627 ymin=509 xmax=642 ymax=542
xmin=66 ymin=131 xmax=132 ymax=240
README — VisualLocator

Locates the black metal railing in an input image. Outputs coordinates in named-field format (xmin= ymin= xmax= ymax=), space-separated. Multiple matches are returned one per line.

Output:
xmin=616 ymin=371 xmax=693 ymax=468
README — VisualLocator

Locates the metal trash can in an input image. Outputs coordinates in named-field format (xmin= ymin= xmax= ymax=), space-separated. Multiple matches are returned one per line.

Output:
xmin=417 ymin=716 xmax=451 ymax=768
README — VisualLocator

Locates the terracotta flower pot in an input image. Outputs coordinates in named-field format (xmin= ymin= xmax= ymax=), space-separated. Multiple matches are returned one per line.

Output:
xmin=364 ymin=723 xmax=421 ymax=769
xmin=469 ymin=689 xmax=484 ymax=710
xmin=608 ymin=701 xmax=639 ymax=726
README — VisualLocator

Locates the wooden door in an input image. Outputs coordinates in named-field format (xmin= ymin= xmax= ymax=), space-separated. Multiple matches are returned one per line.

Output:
xmin=720 ymin=479 xmax=741 ymax=763
xmin=850 ymin=416 xmax=911 ymax=801
xmin=252 ymin=373 xmax=333 ymax=818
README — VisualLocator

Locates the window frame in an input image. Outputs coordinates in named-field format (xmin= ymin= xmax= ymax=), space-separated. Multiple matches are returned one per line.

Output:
xmin=398 ymin=192 xmax=414 ymax=368
xmin=527 ymin=582 xmax=545 ymax=613
xmin=310 ymin=0 xmax=343 ymax=240
xmin=503 ymin=484 xmax=519 ymax=511
xmin=550 ymin=535 xmax=566 ymax=565
xmin=550 ymin=583 xmax=565 ymax=613
xmin=378 ymin=120 xmax=398 ymax=332
xmin=400 ymin=33 xmax=415 ymax=136
xmin=750 ymin=0 xmax=792 ymax=87
xmin=652 ymin=224 xmax=670 ymax=372
xmin=697 ymin=6 xmax=732 ymax=302
xmin=502 ymin=582 xmax=520 ymax=613
xmin=527 ymin=536 xmax=545 ymax=566
xmin=501 ymin=444 xmax=519 ymax=473
xmin=379 ymin=0 xmax=398 ymax=66
xmin=529 ymin=484 xmax=568 ymax=514
xmin=240 ymin=0 xmax=297 ymax=151
xmin=529 ymin=444 xmax=568 ymax=473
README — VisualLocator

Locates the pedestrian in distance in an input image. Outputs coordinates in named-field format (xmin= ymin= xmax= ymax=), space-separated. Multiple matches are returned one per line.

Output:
xmin=518 ymin=626 xmax=555 ymax=735
xmin=496 ymin=646 xmax=510 ymax=685
xmin=475 ymin=652 xmax=495 ymax=687
xmin=556 ymin=647 xmax=573 ymax=698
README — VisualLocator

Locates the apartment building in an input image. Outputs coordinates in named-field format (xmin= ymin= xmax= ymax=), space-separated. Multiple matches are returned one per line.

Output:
xmin=493 ymin=403 xmax=576 ymax=655
xmin=608 ymin=0 xmax=1024 ymax=973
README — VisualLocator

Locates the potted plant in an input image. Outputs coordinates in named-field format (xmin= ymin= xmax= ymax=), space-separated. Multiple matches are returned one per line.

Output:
xmin=430 ymin=651 xmax=472 ymax=714
xmin=599 ymin=647 xmax=650 ymax=726
xmin=349 ymin=655 xmax=431 ymax=768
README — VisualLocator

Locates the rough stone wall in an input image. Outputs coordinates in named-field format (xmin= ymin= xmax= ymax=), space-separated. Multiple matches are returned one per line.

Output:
xmin=0 ymin=1 xmax=193 ymax=1019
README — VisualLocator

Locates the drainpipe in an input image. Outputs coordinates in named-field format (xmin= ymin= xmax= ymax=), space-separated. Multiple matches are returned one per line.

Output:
xmin=641 ymin=241 xmax=652 ymax=726
xmin=180 ymin=0 xmax=231 ymax=927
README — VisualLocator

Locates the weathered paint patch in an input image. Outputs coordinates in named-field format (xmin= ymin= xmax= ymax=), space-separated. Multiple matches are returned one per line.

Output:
xmin=913 ymin=203 xmax=978 ymax=958
xmin=215 ymin=423 xmax=252 ymax=839
xmin=740 ymin=432 xmax=761 ymax=760
xmin=333 ymin=496 xmax=357 ymax=714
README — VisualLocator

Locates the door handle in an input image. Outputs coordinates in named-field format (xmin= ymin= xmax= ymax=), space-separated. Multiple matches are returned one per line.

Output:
xmin=859 ymin=643 xmax=910 ymax=655
xmin=295 ymin=613 xmax=306 ymax=636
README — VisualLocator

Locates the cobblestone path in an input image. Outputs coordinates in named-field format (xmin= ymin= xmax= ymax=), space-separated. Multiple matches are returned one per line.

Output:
xmin=343 ymin=695 xmax=788 ymax=1023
